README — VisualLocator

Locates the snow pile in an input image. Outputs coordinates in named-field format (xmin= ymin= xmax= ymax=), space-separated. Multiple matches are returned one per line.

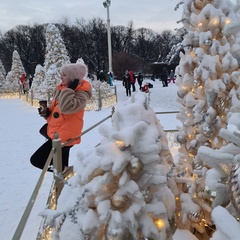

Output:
xmin=41 ymin=92 xmax=177 ymax=239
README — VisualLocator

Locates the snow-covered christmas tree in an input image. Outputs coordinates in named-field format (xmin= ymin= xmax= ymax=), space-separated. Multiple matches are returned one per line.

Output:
xmin=197 ymin=112 xmax=240 ymax=240
xmin=5 ymin=50 xmax=26 ymax=92
xmin=39 ymin=23 xmax=70 ymax=100
xmin=30 ymin=64 xmax=46 ymax=100
xmin=174 ymin=0 xmax=240 ymax=238
xmin=40 ymin=92 xmax=178 ymax=240
xmin=0 ymin=58 xmax=6 ymax=88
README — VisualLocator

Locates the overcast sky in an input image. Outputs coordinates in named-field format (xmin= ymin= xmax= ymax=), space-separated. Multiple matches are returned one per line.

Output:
xmin=0 ymin=0 xmax=184 ymax=33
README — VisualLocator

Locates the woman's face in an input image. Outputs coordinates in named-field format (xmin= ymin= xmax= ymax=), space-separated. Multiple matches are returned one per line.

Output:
xmin=61 ymin=73 xmax=71 ymax=87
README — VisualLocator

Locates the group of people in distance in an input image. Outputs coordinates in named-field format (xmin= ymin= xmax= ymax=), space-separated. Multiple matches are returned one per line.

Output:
xmin=98 ymin=70 xmax=113 ymax=86
xmin=122 ymin=70 xmax=138 ymax=96
xmin=19 ymin=73 xmax=33 ymax=94
xmin=122 ymin=68 xmax=175 ymax=96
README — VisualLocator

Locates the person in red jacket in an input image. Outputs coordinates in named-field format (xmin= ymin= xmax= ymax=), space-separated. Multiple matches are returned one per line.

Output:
xmin=19 ymin=73 xmax=25 ymax=93
xmin=129 ymin=70 xmax=136 ymax=92
xmin=30 ymin=62 xmax=92 ymax=172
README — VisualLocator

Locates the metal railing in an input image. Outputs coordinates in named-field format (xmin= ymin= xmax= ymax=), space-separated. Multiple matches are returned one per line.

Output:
xmin=12 ymin=109 xmax=179 ymax=240
xmin=12 ymin=112 xmax=113 ymax=240
xmin=0 ymin=85 xmax=118 ymax=111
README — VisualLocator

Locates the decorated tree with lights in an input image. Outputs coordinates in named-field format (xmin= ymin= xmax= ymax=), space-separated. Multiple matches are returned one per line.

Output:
xmin=40 ymin=93 xmax=178 ymax=240
xmin=173 ymin=0 xmax=240 ymax=238
xmin=39 ymin=23 xmax=70 ymax=100
xmin=5 ymin=50 xmax=26 ymax=92
xmin=197 ymin=112 xmax=240 ymax=240
xmin=0 ymin=59 xmax=6 ymax=87
xmin=30 ymin=64 xmax=46 ymax=99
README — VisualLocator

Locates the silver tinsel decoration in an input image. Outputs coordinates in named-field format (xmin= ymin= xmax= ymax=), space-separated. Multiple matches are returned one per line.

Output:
xmin=228 ymin=162 xmax=240 ymax=214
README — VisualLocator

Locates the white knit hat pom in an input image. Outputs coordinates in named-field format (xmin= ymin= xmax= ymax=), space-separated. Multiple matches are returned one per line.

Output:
xmin=60 ymin=63 xmax=88 ymax=81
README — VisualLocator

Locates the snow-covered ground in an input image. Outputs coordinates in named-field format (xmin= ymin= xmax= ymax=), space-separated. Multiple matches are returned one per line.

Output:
xmin=0 ymin=80 xmax=196 ymax=239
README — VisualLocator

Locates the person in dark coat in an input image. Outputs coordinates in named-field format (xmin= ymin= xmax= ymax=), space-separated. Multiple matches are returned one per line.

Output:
xmin=137 ymin=72 xmax=143 ymax=90
xmin=98 ymin=70 xmax=105 ymax=82
xmin=161 ymin=68 xmax=169 ymax=87
xmin=123 ymin=70 xmax=131 ymax=96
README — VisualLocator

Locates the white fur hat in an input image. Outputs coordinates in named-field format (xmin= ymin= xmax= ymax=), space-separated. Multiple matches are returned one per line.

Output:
xmin=60 ymin=63 xmax=88 ymax=81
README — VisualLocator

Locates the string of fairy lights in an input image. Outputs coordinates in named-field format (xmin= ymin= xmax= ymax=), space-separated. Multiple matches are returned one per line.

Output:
xmin=0 ymin=87 xmax=117 ymax=111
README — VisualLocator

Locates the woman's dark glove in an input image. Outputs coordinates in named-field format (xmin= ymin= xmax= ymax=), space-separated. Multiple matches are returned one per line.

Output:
xmin=68 ymin=79 xmax=79 ymax=90
xmin=38 ymin=107 xmax=51 ymax=118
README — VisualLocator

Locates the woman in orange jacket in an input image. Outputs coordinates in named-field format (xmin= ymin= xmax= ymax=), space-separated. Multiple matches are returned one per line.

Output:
xmin=30 ymin=62 xmax=92 ymax=172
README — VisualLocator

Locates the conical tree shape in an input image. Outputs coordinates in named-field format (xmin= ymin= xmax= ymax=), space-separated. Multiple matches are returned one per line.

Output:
xmin=0 ymin=58 xmax=6 ymax=88
xmin=5 ymin=50 xmax=25 ymax=92
xmin=30 ymin=64 xmax=45 ymax=99
xmin=40 ymin=93 xmax=177 ymax=240
xmin=39 ymin=23 xmax=70 ymax=100
xmin=173 ymin=0 xmax=240 ymax=238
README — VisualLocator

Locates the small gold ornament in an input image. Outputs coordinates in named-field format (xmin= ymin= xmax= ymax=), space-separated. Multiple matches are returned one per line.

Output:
xmin=110 ymin=194 xmax=130 ymax=211
xmin=228 ymin=162 xmax=240 ymax=214
xmin=127 ymin=158 xmax=143 ymax=175
xmin=187 ymin=208 xmax=204 ymax=223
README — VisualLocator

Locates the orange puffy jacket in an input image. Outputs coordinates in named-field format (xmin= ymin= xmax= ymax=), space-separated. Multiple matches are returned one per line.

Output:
xmin=47 ymin=79 xmax=92 ymax=146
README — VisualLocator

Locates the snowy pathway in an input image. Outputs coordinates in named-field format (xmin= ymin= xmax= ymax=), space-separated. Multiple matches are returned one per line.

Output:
xmin=0 ymin=80 xmax=183 ymax=240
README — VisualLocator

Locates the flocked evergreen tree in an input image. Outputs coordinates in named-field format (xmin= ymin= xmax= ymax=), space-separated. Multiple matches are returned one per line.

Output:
xmin=173 ymin=0 xmax=240 ymax=239
xmin=5 ymin=50 xmax=25 ymax=92
xmin=30 ymin=64 xmax=46 ymax=99
xmin=40 ymin=93 xmax=178 ymax=240
xmin=39 ymin=23 xmax=70 ymax=100
xmin=0 ymin=58 xmax=6 ymax=88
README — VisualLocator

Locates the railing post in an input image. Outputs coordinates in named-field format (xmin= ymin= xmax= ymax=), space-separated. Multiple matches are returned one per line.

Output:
xmin=47 ymin=90 xmax=51 ymax=104
xmin=31 ymin=88 xmax=33 ymax=106
xmin=26 ymin=90 xmax=29 ymax=102
xmin=98 ymin=88 xmax=102 ymax=111
xmin=19 ymin=85 xmax=21 ymax=99
xmin=52 ymin=132 xmax=63 ymax=200
xmin=114 ymin=85 xmax=118 ymax=103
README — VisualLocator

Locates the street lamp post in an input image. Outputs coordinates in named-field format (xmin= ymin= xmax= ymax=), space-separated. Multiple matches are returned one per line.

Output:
xmin=103 ymin=0 xmax=113 ymax=74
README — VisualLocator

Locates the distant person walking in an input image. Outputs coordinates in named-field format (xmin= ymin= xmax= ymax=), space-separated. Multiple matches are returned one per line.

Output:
xmin=169 ymin=70 xmax=175 ymax=83
xmin=19 ymin=73 xmax=25 ymax=93
xmin=123 ymin=70 xmax=131 ymax=96
xmin=129 ymin=70 xmax=136 ymax=92
xmin=23 ymin=76 xmax=29 ymax=94
xmin=137 ymin=72 xmax=143 ymax=90
xmin=98 ymin=70 xmax=105 ymax=82
xmin=161 ymin=67 xmax=168 ymax=87
xmin=108 ymin=72 xmax=113 ymax=86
